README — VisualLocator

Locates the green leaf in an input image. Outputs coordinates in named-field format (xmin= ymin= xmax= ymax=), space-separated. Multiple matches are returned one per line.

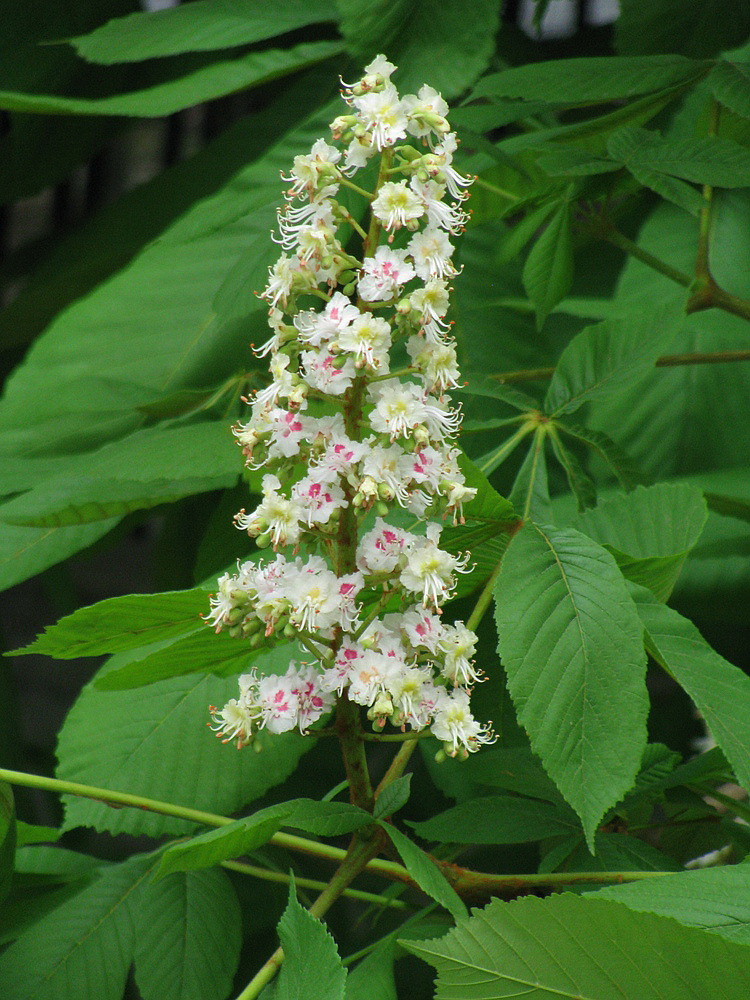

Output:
xmin=460 ymin=747 xmax=564 ymax=804
xmin=10 ymin=588 xmax=208 ymax=658
xmin=0 ymin=108 xmax=335 ymax=460
xmin=471 ymin=55 xmax=709 ymax=106
xmin=540 ymin=831 xmax=680 ymax=874
xmin=494 ymin=522 xmax=649 ymax=846
xmin=409 ymin=795 xmax=579 ymax=845
xmin=710 ymin=61 xmax=750 ymax=121
xmin=495 ymin=201 xmax=558 ymax=264
xmin=547 ymin=428 xmax=597 ymax=511
xmin=337 ymin=0 xmax=500 ymax=99
xmin=0 ymin=474 xmax=235 ymax=528
xmin=545 ymin=305 xmax=682 ymax=417
xmin=608 ymin=126 xmax=750 ymax=188
xmin=157 ymin=800 xmax=370 ymax=879
xmin=0 ymin=520 xmax=119 ymax=596
xmin=535 ymin=145 xmax=622 ymax=177
xmin=0 ymin=41 xmax=344 ymax=117
xmin=0 ymin=784 xmax=15 ymax=908
xmin=522 ymin=200 xmax=573 ymax=329
xmin=94 ymin=627 xmax=266 ymax=690
xmin=574 ymin=483 xmax=708 ymax=600
xmin=15 ymin=822 xmax=60 ymax=847
xmin=134 ymin=869 xmax=241 ymax=1000
xmin=556 ymin=422 xmax=650 ymax=491
xmin=633 ymin=585 xmax=750 ymax=794
xmin=624 ymin=161 xmax=704 ymax=215
xmin=58 ymin=645 xmax=313 ymax=838
xmin=0 ymin=69 xmax=325 ymax=359
xmin=615 ymin=0 xmax=750 ymax=59
xmin=373 ymin=775 xmax=412 ymax=821
xmin=597 ymin=866 xmax=750 ymax=943
xmin=587 ymin=195 xmax=750 ymax=478
xmin=379 ymin=823 xmax=467 ymax=923
xmin=72 ymin=0 xmax=339 ymax=63
xmin=345 ymin=941 xmax=397 ymax=1000
xmin=508 ymin=431 xmax=550 ymax=521
xmin=276 ymin=879 xmax=347 ymax=1000
xmin=403 ymin=893 xmax=750 ymax=1000
xmin=0 ymin=852 xmax=153 ymax=1000
xmin=456 ymin=452 xmax=516 ymax=524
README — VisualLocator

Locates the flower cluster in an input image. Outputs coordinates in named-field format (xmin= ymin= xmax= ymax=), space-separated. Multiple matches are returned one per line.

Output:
xmin=208 ymin=56 xmax=494 ymax=760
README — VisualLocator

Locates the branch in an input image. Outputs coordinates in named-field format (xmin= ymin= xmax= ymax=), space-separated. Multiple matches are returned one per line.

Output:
xmin=490 ymin=350 xmax=750 ymax=384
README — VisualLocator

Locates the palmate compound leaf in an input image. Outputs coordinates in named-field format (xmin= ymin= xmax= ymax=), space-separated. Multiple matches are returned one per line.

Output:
xmin=494 ymin=522 xmax=649 ymax=847
xmin=633 ymin=584 xmax=750 ymax=794
xmin=402 ymin=893 xmax=750 ymax=999
xmin=58 ymin=644 xmax=313 ymax=839
xmin=275 ymin=880 xmax=347 ymax=1000
xmin=574 ymin=482 xmax=708 ymax=601
xmin=134 ymin=868 xmax=241 ymax=1000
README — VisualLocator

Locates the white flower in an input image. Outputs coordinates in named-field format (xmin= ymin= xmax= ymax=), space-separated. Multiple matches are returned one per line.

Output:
xmin=357 ymin=517 xmax=413 ymax=575
xmin=208 ymin=698 xmax=258 ymax=748
xmin=410 ymin=279 xmax=452 ymax=341
xmin=358 ymin=246 xmax=416 ymax=302
xmin=403 ymin=84 xmax=450 ymax=138
xmin=439 ymin=624 xmax=481 ymax=686
xmin=234 ymin=474 xmax=303 ymax=549
xmin=281 ymin=138 xmax=342 ymax=199
xmin=337 ymin=313 xmax=392 ymax=370
xmin=372 ymin=180 xmax=425 ymax=233
xmin=294 ymin=292 xmax=361 ymax=347
xmin=430 ymin=688 xmax=495 ymax=757
xmin=353 ymin=84 xmax=409 ymax=149
xmin=400 ymin=524 xmax=469 ymax=606
xmin=257 ymin=669 xmax=300 ymax=734
xmin=292 ymin=471 xmax=347 ymax=527
xmin=301 ymin=348 xmax=356 ymax=395
xmin=409 ymin=178 xmax=468 ymax=234
xmin=368 ymin=381 xmax=426 ymax=440
xmin=407 ymin=225 xmax=456 ymax=281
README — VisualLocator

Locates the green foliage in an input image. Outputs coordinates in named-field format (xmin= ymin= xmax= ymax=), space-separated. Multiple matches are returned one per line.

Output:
xmin=10 ymin=589 xmax=208 ymax=658
xmin=71 ymin=0 xmax=340 ymax=63
xmin=495 ymin=522 xmax=649 ymax=846
xmin=2 ymin=2 xmax=750 ymax=998
xmin=596 ymin=866 xmax=750 ymax=943
xmin=403 ymin=894 xmax=750 ymax=998
xmin=574 ymin=483 xmax=708 ymax=599
xmin=276 ymin=881 xmax=347 ymax=1000
xmin=379 ymin=824 xmax=467 ymax=922
xmin=0 ymin=784 xmax=15 ymax=908
xmin=157 ymin=800 xmax=371 ymax=879
xmin=57 ymin=645 xmax=314 ymax=838
xmin=544 ymin=305 xmax=682 ymax=416
xmin=133 ymin=869 xmax=242 ymax=1000
xmin=409 ymin=795 xmax=579 ymax=845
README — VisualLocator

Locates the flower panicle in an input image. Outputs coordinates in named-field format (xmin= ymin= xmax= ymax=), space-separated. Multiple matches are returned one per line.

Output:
xmin=208 ymin=56 xmax=495 ymax=760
